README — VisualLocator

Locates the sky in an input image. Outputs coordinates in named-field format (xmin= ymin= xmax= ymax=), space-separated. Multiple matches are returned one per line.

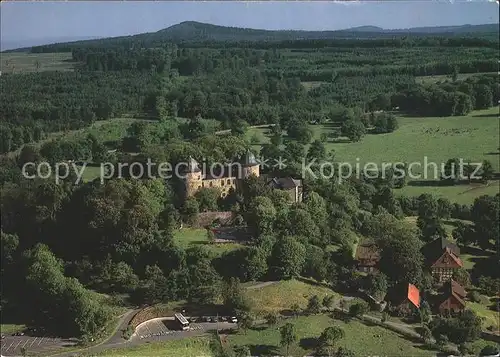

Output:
xmin=1 ymin=1 xmax=499 ymax=49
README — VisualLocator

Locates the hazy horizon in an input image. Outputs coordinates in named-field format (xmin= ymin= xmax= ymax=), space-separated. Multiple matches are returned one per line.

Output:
xmin=1 ymin=1 xmax=498 ymax=50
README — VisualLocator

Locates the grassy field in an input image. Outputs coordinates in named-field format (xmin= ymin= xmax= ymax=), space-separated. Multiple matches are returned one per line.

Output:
xmin=93 ymin=336 xmax=213 ymax=357
xmin=397 ymin=182 xmax=500 ymax=205
xmin=301 ymin=81 xmax=326 ymax=90
xmin=243 ymin=279 xmax=338 ymax=317
xmin=468 ymin=301 xmax=500 ymax=330
xmin=227 ymin=314 xmax=435 ymax=357
xmin=415 ymin=72 xmax=498 ymax=84
xmin=173 ymin=228 xmax=244 ymax=255
xmin=247 ymin=107 xmax=499 ymax=204
xmin=1 ymin=52 xmax=75 ymax=73
xmin=0 ymin=323 xmax=26 ymax=334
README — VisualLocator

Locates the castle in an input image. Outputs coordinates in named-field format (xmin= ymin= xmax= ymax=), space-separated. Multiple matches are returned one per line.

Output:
xmin=183 ymin=150 xmax=303 ymax=202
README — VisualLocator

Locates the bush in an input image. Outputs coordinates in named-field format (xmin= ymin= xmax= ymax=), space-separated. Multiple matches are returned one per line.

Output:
xmin=478 ymin=276 xmax=500 ymax=296
xmin=480 ymin=345 xmax=499 ymax=356
xmin=349 ymin=301 xmax=369 ymax=318
xmin=122 ymin=325 xmax=134 ymax=340
xmin=307 ymin=295 xmax=322 ymax=314
xmin=468 ymin=290 xmax=482 ymax=303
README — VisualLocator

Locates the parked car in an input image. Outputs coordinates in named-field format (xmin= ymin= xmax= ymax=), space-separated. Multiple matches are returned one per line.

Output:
xmin=189 ymin=317 xmax=198 ymax=323
xmin=231 ymin=317 xmax=238 ymax=323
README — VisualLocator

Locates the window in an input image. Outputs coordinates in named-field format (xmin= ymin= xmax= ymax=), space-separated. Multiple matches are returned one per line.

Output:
xmin=201 ymin=182 xmax=204 ymax=188
xmin=221 ymin=180 xmax=225 ymax=186
xmin=227 ymin=179 xmax=231 ymax=184
xmin=210 ymin=182 xmax=213 ymax=187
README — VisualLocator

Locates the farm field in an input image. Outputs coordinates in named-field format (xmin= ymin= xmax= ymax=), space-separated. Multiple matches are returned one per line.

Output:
xmin=227 ymin=314 xmax=435 ymax=357
xmin=0 ymin=52 xmax=75 ymax=73
xmin=243 ymin=279 xmax=338 ymax=316
xmin=93 ymin=336 xmax=214 ymax=357
xmin=173 ymin=228 xmax=244 ymax=255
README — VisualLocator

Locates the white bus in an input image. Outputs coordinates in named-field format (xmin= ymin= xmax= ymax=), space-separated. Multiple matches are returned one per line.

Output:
xmin=174 ymin=313 xmax=190 ymax=331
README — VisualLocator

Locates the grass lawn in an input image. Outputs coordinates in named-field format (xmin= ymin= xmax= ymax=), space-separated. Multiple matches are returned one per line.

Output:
xmin=93 ymin=336 xmax=213 ymax=357
xmin=227 ymin=314 xmax=435 ymax=357
xmin=0 ymin=52 xmax=75 ymax=73
xmin=468 ymin=302 xmax=499 ymax=331
xmin=173 ymin=228 xmax=243 ymax=255
xmin=77 ymin=165 xmax=103 ymax=183
xmin=0 ymin=324 xmax=26 ymax=334
xmin=244 ymin=279 xmax=338 ymax=317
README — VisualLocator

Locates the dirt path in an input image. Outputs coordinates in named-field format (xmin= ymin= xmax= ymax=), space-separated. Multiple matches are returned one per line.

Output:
xmin=244 ymin=281 xmax=279 ymax=290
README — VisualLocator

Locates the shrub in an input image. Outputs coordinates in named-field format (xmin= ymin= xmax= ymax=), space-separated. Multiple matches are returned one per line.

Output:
xmin=349 ymin=301 xmax=369 ymax=318
xmin=122 ymin=325 xmax=134 ymax=340
xmin=480 ymin=345 xmax=500 ymax=356
xmin=478 ymin=276 xmax=500 ymax=296
xmin=468 ymin=290 xmax=482 ymax=303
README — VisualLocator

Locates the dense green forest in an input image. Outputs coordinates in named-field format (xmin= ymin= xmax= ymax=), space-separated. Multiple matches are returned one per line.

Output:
xmin=0 ymin=21 xmax=499 ymax=350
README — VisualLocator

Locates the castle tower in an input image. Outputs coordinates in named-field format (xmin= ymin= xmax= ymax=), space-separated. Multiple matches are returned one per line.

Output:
xmin=184 ymin=156 xmax=202 ymax=197
xmin=240 ymin=150 xmax=260 ymax=178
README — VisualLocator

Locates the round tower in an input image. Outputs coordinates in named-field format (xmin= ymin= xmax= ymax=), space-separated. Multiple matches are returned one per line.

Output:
xmin=240 ymin=150 xmax=260 ymax=178
xmin=184 ymin=156 xmax=202 ymax=197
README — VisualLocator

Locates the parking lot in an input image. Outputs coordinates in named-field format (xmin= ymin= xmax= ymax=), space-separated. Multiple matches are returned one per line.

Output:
xmin=0 ymin=334 xmax=77 ymax=356
xmin=134 ymin=318 xmax=204 ymax=341
xmin=132 ymin=317 xmax=236 ymax=342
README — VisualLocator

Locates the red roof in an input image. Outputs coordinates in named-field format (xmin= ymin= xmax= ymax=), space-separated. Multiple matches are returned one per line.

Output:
xmin=407 ymin=284 xmax=420 ymax=308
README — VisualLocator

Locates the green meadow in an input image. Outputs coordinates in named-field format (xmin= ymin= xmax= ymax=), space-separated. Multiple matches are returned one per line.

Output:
xmin=92 ymin=336 xmax=214 ymax=357
xmin=173 ymin=228 xmax=244 ymax=255
xmin=1 ymin=52 xmax=75 ymax=73
xmin=227 ymin=314 xmax=435 ymax=357
xmin=247 ymin=107 xmax=499 ymax=204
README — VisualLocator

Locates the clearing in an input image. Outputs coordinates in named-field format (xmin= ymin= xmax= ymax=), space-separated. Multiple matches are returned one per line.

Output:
xmin=243 ymin=279 xmax=338 ymax=317
xmin=415 ymin=72 xmax=498 ymax=84
xmin=173 ymin=228 xmax=244 ymax=255
xmin=247 ymin=107 xmax=499 ymax=204
xmin=1 ymin=52 xmax=75 ymax=74
xmin=227 ymin=314 xmax=435 ymax=357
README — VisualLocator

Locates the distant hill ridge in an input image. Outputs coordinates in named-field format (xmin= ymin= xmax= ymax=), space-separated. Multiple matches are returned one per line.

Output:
xmin=5 ymin=20 xmax=499 ymax=52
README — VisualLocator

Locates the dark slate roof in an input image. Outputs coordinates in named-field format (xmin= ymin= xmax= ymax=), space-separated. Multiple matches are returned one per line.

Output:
xmin=355 ymin=243 xmax=380 ymax=266
xmin=421 ymin=237 xmax=460 ymax=263
xmin=267 ymin=177 xmax=302 ymax=190
xmin=438 ymin=280 xmax=467 ymax=307
xmin=239 ymin=150 xmax=259 ymax=167
xmin=186 ymin=156 xmax=201 ymax=172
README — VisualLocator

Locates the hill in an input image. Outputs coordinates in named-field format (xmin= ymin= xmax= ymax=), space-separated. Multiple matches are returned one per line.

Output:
xmin=5 ymin=21 xmax=499 ymax=52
